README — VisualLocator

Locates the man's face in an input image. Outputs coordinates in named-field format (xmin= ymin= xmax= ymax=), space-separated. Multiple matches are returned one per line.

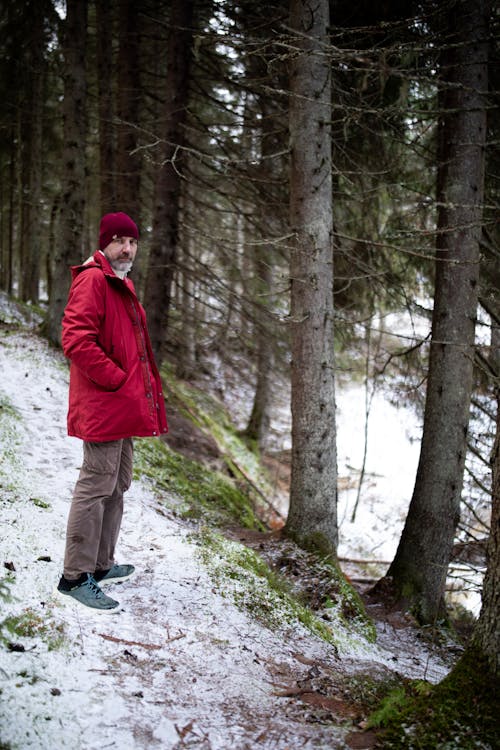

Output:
xmin=102 ymin=236 xmax=138 ymax=274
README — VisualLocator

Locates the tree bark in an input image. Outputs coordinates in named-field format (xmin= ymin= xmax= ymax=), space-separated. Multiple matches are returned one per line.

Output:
xmin=44 ymin=0 xmax=88 ymax=346
xmin=0 ymin=125 xmax=16 ymax=294
xmin=176 ymin=239 xmax=198 ymax=380
xmin=243 ymin=92 xmax=279 ymax=450
xmin=472 ymin=374 xmax=500 ymax=673
xmin=383 ymin=0 xmax=489 ymax=623
xmin=19 ymin=1 xmax=46 ymax=303
xmin=285 ymin=0 xmax=338 ymax=554
xmin=96 ymin=0 xmax=116 ymax=214
xmin=244 ymin=243 xmax=274 ymax=449
xmin=471 ymin=222 xmax=500 ymax=673
xmin=116 ymin=0 xmax=146 ymax=294
xmin=144 ymin=0 xmax=194 ymax=366
xmin=115 ymin=0 xmax=142 ymax=218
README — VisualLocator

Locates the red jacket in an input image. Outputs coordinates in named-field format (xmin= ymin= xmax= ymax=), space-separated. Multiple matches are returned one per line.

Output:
xmin=62 ymin=251 xmax=168 ymax=442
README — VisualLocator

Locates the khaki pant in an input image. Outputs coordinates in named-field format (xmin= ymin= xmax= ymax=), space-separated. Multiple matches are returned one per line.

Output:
xmin=63 ymin=439 xmax=134 ymax=579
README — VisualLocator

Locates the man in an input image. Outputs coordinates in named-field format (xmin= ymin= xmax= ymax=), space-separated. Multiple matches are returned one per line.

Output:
xmin=55 ymin=212 xmax=168 ymax=613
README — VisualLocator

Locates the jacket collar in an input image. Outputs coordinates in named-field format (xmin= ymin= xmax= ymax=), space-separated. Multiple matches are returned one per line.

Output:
xmin=95 ymin=250 xmax=116 ymax=277
xmin=71 ymin=250 xmax=131 ymax=285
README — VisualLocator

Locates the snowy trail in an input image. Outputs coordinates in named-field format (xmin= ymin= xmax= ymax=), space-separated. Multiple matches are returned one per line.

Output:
xmin=0 ymin=330 xmax=453 ymax=750
xmin=0 ymin=331 xmax=349 ymax=749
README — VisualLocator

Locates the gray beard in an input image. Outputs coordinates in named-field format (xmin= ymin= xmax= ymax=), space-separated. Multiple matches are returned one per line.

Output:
xmin=110 ymin=259 xmax=133 ymax=277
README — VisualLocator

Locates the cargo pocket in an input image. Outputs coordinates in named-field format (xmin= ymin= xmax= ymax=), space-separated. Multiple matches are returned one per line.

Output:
xmin=117 ymin=438 xmax=134 ymax=493
xmin=83 ymin=441 xmax=122 ymax=475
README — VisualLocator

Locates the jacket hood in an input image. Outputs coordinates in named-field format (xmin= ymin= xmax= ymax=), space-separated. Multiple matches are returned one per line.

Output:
xmin=71 ymin=251 xmax=115 ymax=281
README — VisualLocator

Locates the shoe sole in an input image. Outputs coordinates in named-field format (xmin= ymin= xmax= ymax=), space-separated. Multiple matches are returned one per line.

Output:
xmin=97 ymin=571 xmax=135 ymax=586
xmin=52 ymin=587 xmax=123 ymax=614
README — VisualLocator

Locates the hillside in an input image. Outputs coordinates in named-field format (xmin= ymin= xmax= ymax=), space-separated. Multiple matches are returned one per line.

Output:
xmin=0 ymin=306 xmax=458 ymax=750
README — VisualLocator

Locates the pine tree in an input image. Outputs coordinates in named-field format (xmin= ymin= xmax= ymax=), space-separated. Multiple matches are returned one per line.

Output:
xmin=45 ymin=0 xmax=88 ymax=345
xmin=380 ymin=0 xmax=490 ymax=623
xmin=285 ymin=0 xmax=338 ymax=553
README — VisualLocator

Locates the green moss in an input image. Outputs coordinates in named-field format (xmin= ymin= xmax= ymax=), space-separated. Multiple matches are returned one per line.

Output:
xmin=0 ymin=397 xmax=22 ymax=492
xmin=340 ymin=672 xmax=405 ymax=717
xmin=281 ymin=531 xmax=376 ymax=639
xmin=195 ymin=528 xmax=369 ymax=649
xmin=0 ymin=396 xmax=18 ymax=418
xmin=2 ymin=608 xmax=65 ymax=652
xmin=291 ymin=530 xmax=338 ymax=559
xmin=272 ymin=540 xmax=377 ymax=643
xmin=31 ymin=497 xmax=50 ymax=509
xmin=0 ymin=296 xmax=44 ymax=328
xmin=326 ymin=565 xmax=377 ymax=642
xmin=368 ymin=683 xmax=424 ymax=729
xmin=159 ymin=369 xmax=274 ymax=499
xmin=0 ymin=577 xmax=12 ymax=606
xmin=369 ymin=648 xmax=499 ymax=749
xmin=134 ymin=438 xmax=265 ymax=530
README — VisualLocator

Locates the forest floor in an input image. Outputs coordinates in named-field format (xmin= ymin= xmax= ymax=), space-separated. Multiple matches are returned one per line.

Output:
xmin=0 ymin=309 xmax=463 ymax=750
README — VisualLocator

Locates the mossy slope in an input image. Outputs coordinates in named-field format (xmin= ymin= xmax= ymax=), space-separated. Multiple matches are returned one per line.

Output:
xmin=369 ymin=648 xmax=499 ymax=749
xmin=134 ymin=371 xmax=376 ymax=650
xmin=195 ymin=527 xmax=375 ymax=650
xmin=134 ymin=436 xmax=265 ymax=530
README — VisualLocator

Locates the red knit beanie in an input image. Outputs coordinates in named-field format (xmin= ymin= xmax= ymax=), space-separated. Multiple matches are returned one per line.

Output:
xmin=98 ymin=212 xmax=139 ymax=250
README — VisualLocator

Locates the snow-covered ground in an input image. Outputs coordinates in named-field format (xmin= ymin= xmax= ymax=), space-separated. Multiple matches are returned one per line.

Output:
xmin=336 ymin=384 xmax=421 ymax=564
xmin=0 ymin=322 xmax=457 ymax=750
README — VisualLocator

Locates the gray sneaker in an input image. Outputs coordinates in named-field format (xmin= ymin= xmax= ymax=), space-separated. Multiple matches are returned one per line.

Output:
xmin=94 ymin=564 xmax=135 ymax=586
xmin=55 ymin=573 xmax=121 ymax=614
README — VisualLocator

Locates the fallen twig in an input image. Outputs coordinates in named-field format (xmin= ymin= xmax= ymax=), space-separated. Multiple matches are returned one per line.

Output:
xmin=97 ymin=633 xmax=162 ymax=650
xmin=166 ymin=631 xmax=186 ymax=643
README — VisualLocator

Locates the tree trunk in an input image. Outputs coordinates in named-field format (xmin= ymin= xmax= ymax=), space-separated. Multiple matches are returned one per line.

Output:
xmin=176 ymin=236 xmax=198 ymax=379
xmin=383 ymin=0 xmax=489 ymax=623
xmin=244 ymin=244 xmax=274 ymax=449
xmin=471 ymin=221 xmax=500 ymax=673
xmin=284 ymin=0 xmax=338 ymax=554
xmin=44 ymin=0 xmax=88 ymax=346
xmin=472 ymin=370 xmax=500 ymax=672
xmin=116 ymin=0 xmax=146 ymax=293
xmin=144 ymin=0 xmax=194 ymax=366
xmin=19 ymin=2 xmax=46 ymax=303
xmin=0 ymin=126 xmax=16 ymax=294
xmin=115 ymin=0 xmax=142 ymax=218
xmin=96 ymin=0 xmax=116 ymax=214
xmin=243 ymin=86 xmax=281 ymax=451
